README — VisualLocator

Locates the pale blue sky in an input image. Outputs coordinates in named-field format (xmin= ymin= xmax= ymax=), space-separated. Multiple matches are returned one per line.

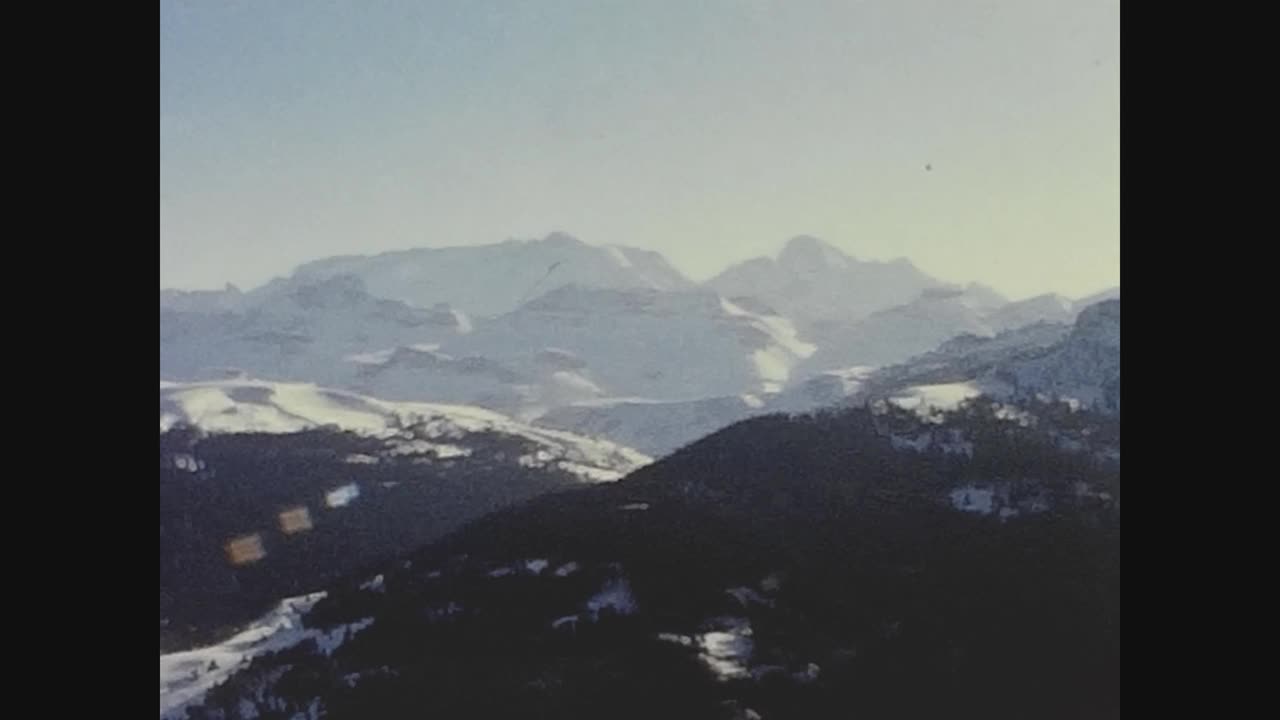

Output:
xmin=160 ymin=0 xmax=1118 ymax=299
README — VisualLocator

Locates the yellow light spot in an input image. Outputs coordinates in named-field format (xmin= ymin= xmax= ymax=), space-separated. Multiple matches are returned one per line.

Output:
xmin=226 ymin=534 xmax=266 ymax=566
xmin=278 ymin=506 xmax=313 ymax=535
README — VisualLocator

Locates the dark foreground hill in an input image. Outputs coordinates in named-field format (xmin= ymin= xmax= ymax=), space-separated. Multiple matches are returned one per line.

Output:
xmin=175 ymin=398 xmax=1119 ymax=720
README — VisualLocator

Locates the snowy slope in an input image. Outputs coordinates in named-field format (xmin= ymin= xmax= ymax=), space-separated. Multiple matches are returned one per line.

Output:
xmin=286 ymin=232 xmax=693 ymax=317
xmin=160 ymin=380 xmax=651 ymax=481
xmin=446 ymin=286 xmax=816 ymax=400
xmin=340 ymin=343 xmax=607 ymax=418
xmin=160 ymin=279 xmax=815 ymax=417
xmin=160 ymin=592 xmax=335 ymax=719
xmin=1001 ymin=299 xmax=1120 ymax=410
xmin=796 ymin=287 xmax=998 ymax=375
xmin=858 ymin=322 xmax=1070 ymax=394
xmin=534 ymin=290 xmax=1115 ymax=457
xmin=887 ymin=382 xmax=986 ymax=412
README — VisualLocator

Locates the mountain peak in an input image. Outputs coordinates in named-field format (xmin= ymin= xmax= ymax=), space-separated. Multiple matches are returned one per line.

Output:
xmin=540 ymin=231 xmax=586 ymax=248
xmin=962 ymin=282 xmax=1008 ymax=308
xmin=778 ymin=235 xmax=850 ymax=270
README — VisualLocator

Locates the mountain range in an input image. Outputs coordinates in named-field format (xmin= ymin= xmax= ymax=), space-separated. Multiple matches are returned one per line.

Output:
xmin=160 ymin=231 xmax=1119 ymax=719
xmin=162 ymin=233 xmax=1116 ymax=449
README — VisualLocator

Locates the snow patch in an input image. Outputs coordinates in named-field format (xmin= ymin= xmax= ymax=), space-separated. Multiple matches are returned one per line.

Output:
xmin=160 ymin=592 xmax=332 ymax=719
xmin=950 ymin=486 xmax=995 ymax=514
xmin=552 ymin=615 xmax=580 ymax=630
xmin=160 ymin=379 xmax=652 ymax=483
xmin=751 ymin=347 xmax=792 ymax=394
xmin=726 ymin=587 xmax=774 ymax=608
xmin=586 ymin=577 xmax=639 ymax=617
xmin=658 ymin=632 xmax=696 ymax=647
xmin=697 ymin=618 xmax=754 ymax=681
xmin=450 ymin=309 xmax=473 ymax=334
xmin=325 ymin=483 xmax=360 ymax=508
xmin=386 ymin=439 xmax=472 ymax=459
xmin=891 ymin=382 xmax=983 ymax=413
xmin=554 ymin=562 xmax=581 ymax=577
xmin=556 ymin=461 xmax=627 ymax=483
xmin=824 ymin=366 xmax=874 ymax=393
xmin=314 ymin=617 xmax=375 ymax=656
xmin=550 ymin=370 xmax=605 ymax=396
xmin=606 ymin=246 xmax=634 ymax=268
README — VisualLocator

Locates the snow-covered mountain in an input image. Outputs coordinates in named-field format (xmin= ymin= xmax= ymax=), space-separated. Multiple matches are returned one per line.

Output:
xmin=442 ymin=286 xmax=816 ymax=403
xmin=534 ymin=368 xmax=877 ymax=458
xmin=286 ymin=232 xmax=693 ymax=318
xmin=706 ymin=235 xmax=952 ymax=337
xmin=863 ymin=322 xmax=1070 ymax=392
xmin=161 ymin=274 xmax=473 ymax=386
xmin=1000 ymin=299 xmax=1120 ymax=411
xmin=792 ymin=284 xmax=1113 ymax=379
xmin=160 ymin=379 xmax=650 ymax=481
xmin=159 ymin=234 xmax=1117 ymax=460
xmin=341 ymin=342 xmax=535 ymax=411
xmin=161 ymin=279 xmax=817 ymax=419
xmin=528 ymin=284 xmax=1113 ymax=457
xmin=795 ymin=286 xmax=999 ymax=375
xmin=852 ymin=299 xmax=1120 ymax=413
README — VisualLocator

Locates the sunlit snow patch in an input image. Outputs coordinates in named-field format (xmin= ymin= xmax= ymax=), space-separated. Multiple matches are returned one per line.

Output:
xmin=696 ymin=618 xmax=754 ymax=681
xmin=586 ymin=577 xmax=639 ymax=618
xmin=890 ymin=382 xmax=983 ymax=413
xmin=950 ymin=486 xmax=996 ymax=514
xmin=325 ymin=483 xmax=360 ymax=508
xmin=159 ymin=593 xmax=374 ymax=720
xmin=553 ymin=562 xmax=581 ymax=577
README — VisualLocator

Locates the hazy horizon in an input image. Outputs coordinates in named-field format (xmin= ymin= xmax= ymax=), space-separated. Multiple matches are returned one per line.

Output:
xmin=161 ymin=0 xmax=1118 ymax=300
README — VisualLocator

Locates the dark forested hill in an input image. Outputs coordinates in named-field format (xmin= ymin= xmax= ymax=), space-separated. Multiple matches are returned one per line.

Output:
xmin=172 ymin=399 xmax=1119 ymax=720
